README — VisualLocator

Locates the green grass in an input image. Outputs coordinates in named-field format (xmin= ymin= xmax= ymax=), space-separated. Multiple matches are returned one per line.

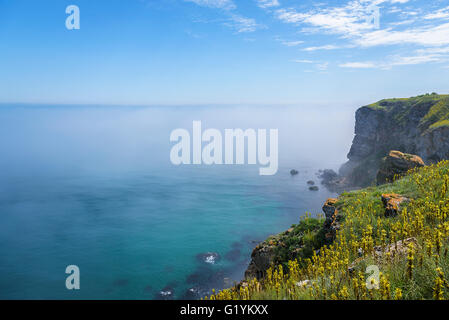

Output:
xmin=364 ymin=93 xmax=449 ymax=132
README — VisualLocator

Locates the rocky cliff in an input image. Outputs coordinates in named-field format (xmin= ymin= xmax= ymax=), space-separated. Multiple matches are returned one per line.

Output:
xmin=339 ymin=93 xmax=449 ymax=188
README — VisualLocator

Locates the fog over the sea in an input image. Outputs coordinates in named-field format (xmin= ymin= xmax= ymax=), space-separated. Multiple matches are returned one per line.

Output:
xmin=0 ymin=104 xmax=356 ymax=178
xmin=0 ymin=103 xmax=358 ymax=299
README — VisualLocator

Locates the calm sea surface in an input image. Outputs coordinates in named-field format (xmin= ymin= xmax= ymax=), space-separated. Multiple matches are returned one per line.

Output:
xmin=0 ymin=104 xmax=354 ymax=299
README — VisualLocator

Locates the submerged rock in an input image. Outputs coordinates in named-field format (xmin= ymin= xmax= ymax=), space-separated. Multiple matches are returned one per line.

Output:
xmin=377 ymin=150 xmax=425 ymax=185
xmin=290 ymin=169 xmax=299 ymax=176
xmin=196 ymin=252 xmax=221 ymax=265
xmin=155 ymin=286 xmax=175 ymax=300
xmin=309 ymin=186 xmax=319 ymax=191
xmin=307 ymin=180 xmax=315 ymax=185
xmin=224 ymin=248 xmax=241 ymax=262
xmin=112 ymin=279 xmax=129 ymax=287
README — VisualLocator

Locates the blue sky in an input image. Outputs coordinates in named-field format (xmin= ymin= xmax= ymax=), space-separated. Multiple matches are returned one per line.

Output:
xmin=0 ymin=0 xmax=449 ymax=106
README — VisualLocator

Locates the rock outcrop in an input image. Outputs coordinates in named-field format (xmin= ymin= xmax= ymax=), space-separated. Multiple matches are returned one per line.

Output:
xmin=336 ymin=94 xmax=449 ymax=188
xmin=376 ymin=150 xmax=425 ymax=184
xmin=322 ymin=198 xmax=340 ymax=244
xmin=381 ymin=193 xmax=410 ymax=217
xmin=245 ymin=241 xmax=277 ymax=280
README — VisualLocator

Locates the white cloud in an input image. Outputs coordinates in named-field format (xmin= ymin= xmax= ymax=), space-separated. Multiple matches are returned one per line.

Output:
xmin=293 ymin=59 xmax=314 ymax=63
xmin=185 ymin=0 xmax=260 ymax=33
xmin=340 ymin=53 xmax=445 ymax=70
xmin=302 ymin=44 xmax=340 ymax=51
xmin=256 ymin=0 xmax=280 ymax=9
xmin=340 ymin=62 xmax=376 ymax=68
xmin=317 ymin=62 xmax=329 ymax=71
xmin=281 ymin=40 xmax=304 ymax=46
xmin=424 ymin=6 xmax=449 ymax=20
xmin=185 ymin=0 xmax=236 ymax=10
xmin=356 ymin=23 xmax=449 ymax=47
xmin=227 ymin=14 xmax=259 ymax=32
xmin=275 ymin=2 xmax=379 ymax=36
xmin=388 ymin=19 xmax=415 ymax=26
xmin=274 ymin=1 xmax=449 ymax=49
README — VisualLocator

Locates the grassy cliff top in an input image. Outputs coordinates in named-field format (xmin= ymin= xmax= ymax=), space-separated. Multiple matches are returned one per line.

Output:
xmin=365 ymin=93 xmax=449 ymax=132
xmin=208 ymin=160 xmax=449 ymax=300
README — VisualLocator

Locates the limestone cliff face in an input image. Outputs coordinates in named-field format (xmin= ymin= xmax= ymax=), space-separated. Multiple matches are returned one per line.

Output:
xmin=340 ymin=94 xmax=449 ymax=187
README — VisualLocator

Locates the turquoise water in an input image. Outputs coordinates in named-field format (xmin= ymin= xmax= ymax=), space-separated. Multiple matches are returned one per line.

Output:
xmin=0 ymin=104 xmax=353 ymax=299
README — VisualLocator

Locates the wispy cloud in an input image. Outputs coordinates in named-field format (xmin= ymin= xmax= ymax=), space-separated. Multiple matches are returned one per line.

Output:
xmin=280 ymin=40 xmax=304 ymax=46
xmin=186 ymin=0 xmax=449 ymax=69
xmin=185 ymin=0 xmax=260 ymax=33
xmin=185 ymin=0 xmax=236 ymax=10
xmin=317 ymin=62 xmax=329 ymax=71
xmin=226 ymin=14 xmax=259 ymax=32
xmin=302 ymin=45 xmax=340 ymax=51
xmin=256 ymin=0 xmax=280 ymax=9
xmin=356 ymin=23 xmax=449 ymax=47
xmin=340 ymin=62 xmax=376 ymax=68
xmin=293 ymin=59 xmax=314 ymax=63
xmin=340 ymin=53 xmax=445 ymax=70
xmin=424 ymin=6 xmax=449 ymax=20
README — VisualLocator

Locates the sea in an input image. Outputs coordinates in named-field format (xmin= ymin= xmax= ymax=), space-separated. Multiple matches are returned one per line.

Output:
xmin=0 ymin=103 xmax=355 ymax=299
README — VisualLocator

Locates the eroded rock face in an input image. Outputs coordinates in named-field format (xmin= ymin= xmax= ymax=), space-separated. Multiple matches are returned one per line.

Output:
xmin=322 ymin=198 xmax=340 ymax=244
xmin=244 ymin=242 xmax=277 ymax=280
xmin=377 ymin=150 xmax=425 ymax=185
xmin=337 ymin=96 xmax=449 ymax=188
xmin=381 ymin=193 xmax=410 ymax=217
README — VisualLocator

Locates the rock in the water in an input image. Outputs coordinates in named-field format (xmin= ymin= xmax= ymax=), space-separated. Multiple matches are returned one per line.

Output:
xmin=307 ymin=180 xmax=315 ymax=185
xmin=377 ymin=150 xmax=425 ymax=185
xmin=196 ymin=252 xmax=221 ymax=265
xmin=290 ymin=169 xmax=299 ymax=176
xmin=319 ymin=169 xmax=338 ymax=182
xmin=309 ymin=186 xmax=319 ymax=191
xmin=317 ymin=169 xmax=348 ymax=192
xmin=381 ymin=193 xmax=410 ymax=217
xmin=155 ymin=286 xmax=175 ymax=300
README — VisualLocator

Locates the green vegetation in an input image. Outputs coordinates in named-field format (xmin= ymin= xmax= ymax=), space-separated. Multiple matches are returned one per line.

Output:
xmin=263 ymin=214 xmax=326 ymax=269
xmin=366 ymin=93 xmax=449 ymax=132
xmin=207 ymin=161 xmax=449 ymax=300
